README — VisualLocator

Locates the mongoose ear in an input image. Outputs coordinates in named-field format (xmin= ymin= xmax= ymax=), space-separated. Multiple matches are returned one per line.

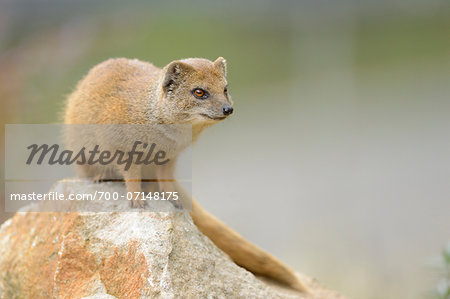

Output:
xmin=213 ymin=57 xmax=227 ymax=76
xmin=162 ymin=61 xmax=195 ymax=93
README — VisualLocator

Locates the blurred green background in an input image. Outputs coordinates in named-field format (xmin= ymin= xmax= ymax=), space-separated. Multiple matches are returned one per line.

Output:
xmin=1 ymin=1 xmax=450 ymax=298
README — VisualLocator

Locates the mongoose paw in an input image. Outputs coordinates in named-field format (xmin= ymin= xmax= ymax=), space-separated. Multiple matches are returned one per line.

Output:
xmin=130 ymin=199 xmax=146 ymax=209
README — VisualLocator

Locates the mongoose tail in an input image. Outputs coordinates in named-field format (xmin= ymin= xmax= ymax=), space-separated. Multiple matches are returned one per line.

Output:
xmin=190 ymin=198 xmax=310 ymax=293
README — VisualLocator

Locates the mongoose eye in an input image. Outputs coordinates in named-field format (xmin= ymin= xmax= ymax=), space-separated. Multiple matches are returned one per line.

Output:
xmin=192 ymin=88 xmax=208 ymax=99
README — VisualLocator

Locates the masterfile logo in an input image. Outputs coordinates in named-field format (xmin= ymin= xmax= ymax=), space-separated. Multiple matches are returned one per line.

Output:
xmin=26 ymin=141 xmax=170 ymax=170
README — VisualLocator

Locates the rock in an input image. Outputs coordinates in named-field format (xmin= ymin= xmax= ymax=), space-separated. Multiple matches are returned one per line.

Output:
xmin=0 ymin=179 xmax=344 ymax=299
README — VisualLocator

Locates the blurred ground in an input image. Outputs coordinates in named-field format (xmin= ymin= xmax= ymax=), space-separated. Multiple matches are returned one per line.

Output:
xmin=1 ymin=1 xmax=449 ymax=298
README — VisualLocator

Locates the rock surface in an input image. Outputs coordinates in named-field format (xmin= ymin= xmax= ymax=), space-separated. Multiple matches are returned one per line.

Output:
xmin=0 ymin=180 xmax=344 ymax=298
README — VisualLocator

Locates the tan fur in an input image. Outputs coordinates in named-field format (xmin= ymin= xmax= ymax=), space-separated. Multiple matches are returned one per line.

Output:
xmin=64 ymin=58 xmax=309 ymax=292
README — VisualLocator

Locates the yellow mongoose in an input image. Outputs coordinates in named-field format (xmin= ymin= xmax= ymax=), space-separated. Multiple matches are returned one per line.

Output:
xmin=64 ymin=57 xmax=309 ymax=292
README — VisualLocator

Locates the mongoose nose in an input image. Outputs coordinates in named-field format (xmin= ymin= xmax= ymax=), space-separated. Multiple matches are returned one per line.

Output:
xmin=223 ymin=106 xmax=233 ymax=116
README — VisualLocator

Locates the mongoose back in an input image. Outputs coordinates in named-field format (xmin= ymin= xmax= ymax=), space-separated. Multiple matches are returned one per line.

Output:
xmin=64 ymin=57 xmax=309 ymax=293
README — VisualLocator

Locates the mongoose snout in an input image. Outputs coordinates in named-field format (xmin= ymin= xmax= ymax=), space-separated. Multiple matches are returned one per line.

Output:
xmin=222 ymin=105 xmax=233 ymax=115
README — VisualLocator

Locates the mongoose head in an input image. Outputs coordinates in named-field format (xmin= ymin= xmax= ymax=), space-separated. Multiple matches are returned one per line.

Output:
xmin=161 ymin=57 xmax=233 ymax=124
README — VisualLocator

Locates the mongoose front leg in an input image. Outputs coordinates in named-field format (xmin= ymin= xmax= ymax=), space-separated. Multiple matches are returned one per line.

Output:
xmin=156 ymin=162 xmax=182 ymax=208
xmin=122 ymin=165 xmax=145 ymax=208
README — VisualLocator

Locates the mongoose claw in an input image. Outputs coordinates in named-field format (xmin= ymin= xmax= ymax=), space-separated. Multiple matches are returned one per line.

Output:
xmin=92 ymin=175 xmax=102 ymax=183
